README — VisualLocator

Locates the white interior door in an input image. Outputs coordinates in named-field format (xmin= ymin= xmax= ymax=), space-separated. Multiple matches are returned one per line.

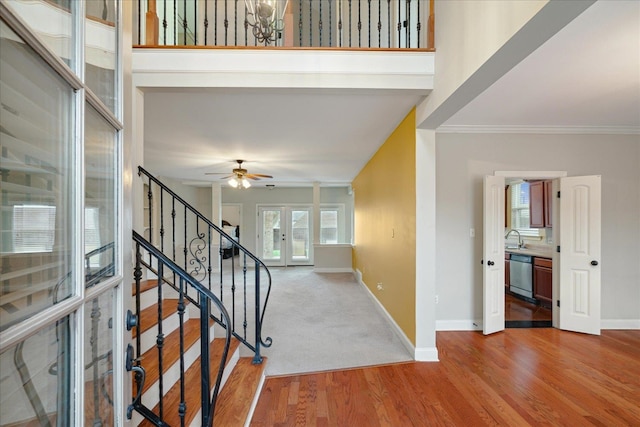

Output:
xmin=483 ymin=175 xmax=506 ymax=335
xmin=559 ymin=175 xmax=601 ymax=335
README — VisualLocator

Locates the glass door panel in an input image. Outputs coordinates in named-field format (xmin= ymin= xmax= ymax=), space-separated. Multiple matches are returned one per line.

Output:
xmin=259 ymin=208 xmax=285 ymax=266
xmin=289 ymin=209 xmax=311 ymax=264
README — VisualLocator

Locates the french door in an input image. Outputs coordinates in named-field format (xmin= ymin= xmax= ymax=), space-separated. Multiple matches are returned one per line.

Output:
xmin=258 ymin=206 xmax=313 ymax=266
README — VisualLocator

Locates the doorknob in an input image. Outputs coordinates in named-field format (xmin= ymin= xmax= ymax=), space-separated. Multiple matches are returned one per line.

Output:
xmin=487 ymin=260 xmax=495 ymax=266
xmin=591 ymin=260 xmax=599 ymax=266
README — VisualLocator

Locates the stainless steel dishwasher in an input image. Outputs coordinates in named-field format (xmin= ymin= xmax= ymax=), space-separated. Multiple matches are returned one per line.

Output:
xmin=509 ymin=254 xmax=533 ymax=298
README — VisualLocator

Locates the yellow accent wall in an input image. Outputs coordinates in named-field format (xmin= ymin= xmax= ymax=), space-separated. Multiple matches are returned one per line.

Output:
xmin=352 ymin=109 xmax=416 ymax=344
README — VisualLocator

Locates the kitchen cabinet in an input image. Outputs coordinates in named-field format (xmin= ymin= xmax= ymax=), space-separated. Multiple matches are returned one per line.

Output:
xmin=544 ymin=180 xmax=553 ymax=228
xmin=533 ymin=257 xmax=552 ymax=307
xmin=529 ymin=180 xmax=553 ymax=228
xmin=505 ymin=253 xmax=510 ymax=289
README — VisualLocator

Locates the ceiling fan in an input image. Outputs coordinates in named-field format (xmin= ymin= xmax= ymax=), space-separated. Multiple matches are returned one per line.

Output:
xmin=206 ymin=160 xmax=273 ymax=188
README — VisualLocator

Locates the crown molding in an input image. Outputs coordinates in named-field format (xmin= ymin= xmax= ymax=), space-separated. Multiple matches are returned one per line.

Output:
xmin=437 ymin=125 xmax=640 ymax=135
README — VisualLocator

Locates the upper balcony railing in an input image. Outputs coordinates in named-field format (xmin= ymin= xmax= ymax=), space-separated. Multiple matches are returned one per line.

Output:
xmin=134 ymin=0 xmax=434 ymax=50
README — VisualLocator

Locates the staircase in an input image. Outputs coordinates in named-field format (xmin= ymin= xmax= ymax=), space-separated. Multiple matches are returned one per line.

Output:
xmin=127 ymin=167 xmax=273 ymax=426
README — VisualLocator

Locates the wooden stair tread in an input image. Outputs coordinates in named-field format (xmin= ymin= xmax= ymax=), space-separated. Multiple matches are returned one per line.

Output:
xmin=132 ymin=279 xmax=158 ymax=295
xmin=135 ymin=318 xmax=203 ymax=395
xmin=132 ymin=299 xmax=179 ymax=338
xmin=214 ymin=357 xmax=267 ymax=427
xmin=139 ymin=338 xmax=241 ymax=427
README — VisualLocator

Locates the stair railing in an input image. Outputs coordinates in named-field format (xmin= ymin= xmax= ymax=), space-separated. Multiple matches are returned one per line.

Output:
xmin=138 ymin=166 xmax=272 ymax=364
xmin=130 ymin=231 xmax=232 ymax=427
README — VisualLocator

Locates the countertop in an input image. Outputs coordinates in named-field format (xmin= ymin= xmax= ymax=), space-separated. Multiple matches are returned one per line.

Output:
xmin=505 ymin=246 xmax=553 ymax=259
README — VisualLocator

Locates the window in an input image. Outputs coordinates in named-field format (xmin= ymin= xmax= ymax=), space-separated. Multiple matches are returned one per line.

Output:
xmin=511 ymin=181 xmax=530 ymax=229
xmin=320 ymin=205 xmax=345 ymax=244
xmin=508 ymin=181 xmax=541 ymax=237
xmin=12 ymin=205 xmax=56 ymax=253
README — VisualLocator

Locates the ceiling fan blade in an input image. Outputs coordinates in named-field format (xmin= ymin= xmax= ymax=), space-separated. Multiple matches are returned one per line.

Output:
xmin=246 ymin=173 xmax=273 ymax=179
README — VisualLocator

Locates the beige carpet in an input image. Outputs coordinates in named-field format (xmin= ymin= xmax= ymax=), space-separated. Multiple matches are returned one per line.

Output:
xmin=228 ymin=266 xmax=413 ymax=376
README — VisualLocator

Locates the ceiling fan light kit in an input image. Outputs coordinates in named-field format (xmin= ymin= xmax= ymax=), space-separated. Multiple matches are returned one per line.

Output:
xmin=206 ymin=160 xmax=272 ymax=189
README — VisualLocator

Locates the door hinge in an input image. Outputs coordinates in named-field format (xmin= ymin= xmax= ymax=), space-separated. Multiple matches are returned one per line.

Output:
xmin=556 ymin=246 xmax=561 ymax=253
xmin=557 ymin=191 xmax=561 ymax=198
xmin=557 ymin=300 xmax=560 ymax=307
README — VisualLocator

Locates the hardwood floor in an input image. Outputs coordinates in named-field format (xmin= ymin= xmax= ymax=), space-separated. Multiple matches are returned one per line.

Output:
xmin=250 ymin=329 xmax=640 ymax=426
xmin=505 ymin=293 xmax=551 ymax=322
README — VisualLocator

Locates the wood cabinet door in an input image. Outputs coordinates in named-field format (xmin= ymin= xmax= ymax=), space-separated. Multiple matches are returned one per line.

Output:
xmin=529 ymin=180 xmax=545 ymax=228
xmin=544 ymin=180 xmax=553 ymax=228
xmin=534 ymin=259 xmax=552 ymax=304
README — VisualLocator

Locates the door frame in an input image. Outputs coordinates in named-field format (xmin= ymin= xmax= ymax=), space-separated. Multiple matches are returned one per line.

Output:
xmin=494 ymin=171 xmax=567 ymax=328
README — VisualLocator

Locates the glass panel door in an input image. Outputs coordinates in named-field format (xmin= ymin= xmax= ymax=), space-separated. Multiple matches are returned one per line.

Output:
xmin=259 ymin=207 xmax=285 ymax=266
xmin=288 ymin=209 xmax=311 ymax=265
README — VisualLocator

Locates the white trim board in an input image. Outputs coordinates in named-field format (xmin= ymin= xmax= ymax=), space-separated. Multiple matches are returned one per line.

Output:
xmin=437 ymin=125 xmax=640 ymax=135
xmin=435 ymin=319 xmax=639 ymax=331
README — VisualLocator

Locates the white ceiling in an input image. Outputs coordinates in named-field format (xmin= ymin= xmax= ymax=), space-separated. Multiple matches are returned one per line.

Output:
xmin=144 ymin=1 xmax=640 ymax=188
xmin=144 ymin=88 xmax=424 ymax=187
xmin=442 ymin=0 xmax=640 ymax=131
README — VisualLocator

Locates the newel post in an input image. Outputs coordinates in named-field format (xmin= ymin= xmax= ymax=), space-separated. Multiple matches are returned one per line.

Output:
xmin=145 ymin=0 xmax=159 ymax=45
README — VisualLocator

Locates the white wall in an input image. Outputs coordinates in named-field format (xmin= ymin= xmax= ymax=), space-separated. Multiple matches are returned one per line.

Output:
xmin=435 ymin=133 xmax=640 ymax=326
xmin=222 ymin=186 xmax=353 ymax=255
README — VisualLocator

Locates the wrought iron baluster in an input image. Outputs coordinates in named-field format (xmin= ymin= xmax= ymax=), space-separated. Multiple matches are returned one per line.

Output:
xmin=224 ymin=0 xmax=229 ymax=45
xmin=378 ymin=0 xmax=381 ymax=47
xmin=199 ymin=298 xmax=211 ymax=427
xmin=215 ymin=0 xmax=218 ymax=45
xmin=174 ymin=0 xmax=177 ymax=44
xmin=177 ymin=277 xmax=186 ymax=426
xmin=387 ymin=0 xmax=390 ymax=47
xmin=163 ymin=0 xmax=167 ymax=44
xmin=204 ymin=0 xmax=209 ymax=45
xmin=234 ymin=0 xmax=238 ymax=46
xmin=358 ymin=0 xmax=362 ymax=47
xmin=407 ymin=0 xmax=411 ymax=48
xmin=367 ymin=0 xmax=371 ymax=47
xmin=397 ymin=0 xmax=401 ymax=48
xmin=156 ymin=263 xmax=165 ymax=420
xmin=231 ymin=246 xmax=237 ymax=332
xmin=298 ymin=0 xmax=303 ymax=46
xmin=207 ymin=228 xmax=212 ymax=292
xmin=242 ymin=254 xmax=248 ymax=341
xmin=244 ymin=6 xmax=248 ymax=46
xmin=417 ymin=0 xmax=421 ymax=48
xmin=183 ymin=205 xmax=188 ymax=288
xmin=219 ymin=234 xmax=224 ymax=304
xmin=194 ymin=0 xmax=197 ymax=44
xmin=160 ymin=188 xmax=165 ymax=256
xmin=253 ymin=263 xmax=262 ymax=363
xmin=329 ymin=0 xmax=332 ymax=46
xmin=348 ymin=0 xmax=352 ymax=47
xmin=338 ymin=0 xmax=342 ymax=47
xmin=171 ymin=198 xmax=176 ymax=277
xmin=183 ymin=0 xmax=187 ymax=45
xmin=309 ymin=0 xmax=312 ymax=47
xmin=319 ymin=0 xmax=322 ymax=46
xmin=147 ymin=177 xmax=153 ymax=266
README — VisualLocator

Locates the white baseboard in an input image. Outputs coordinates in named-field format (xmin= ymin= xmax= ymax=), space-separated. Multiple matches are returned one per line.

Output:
xmin=436 ymin=319 xmax=640 ymax=331
xmin=355 ymin=269 xmax=416 ymax=358
xmin=415 ymin=347 xmax=439 ymax=362
xmin=436 ymin=320 xmax=483 ymax=331
xmin=602 ymin=319 xmax=640 ymax=330
xmin=313 ymin=267 xmax=353 ymax=273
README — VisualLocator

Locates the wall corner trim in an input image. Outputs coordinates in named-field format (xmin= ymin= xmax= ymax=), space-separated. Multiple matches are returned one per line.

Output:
xmin=415 ymin=347 xmax=439 ymax=362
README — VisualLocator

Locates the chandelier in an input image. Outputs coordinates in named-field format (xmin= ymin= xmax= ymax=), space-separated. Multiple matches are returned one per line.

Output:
xmin=245 ymin=0 xmax=289 ymax=45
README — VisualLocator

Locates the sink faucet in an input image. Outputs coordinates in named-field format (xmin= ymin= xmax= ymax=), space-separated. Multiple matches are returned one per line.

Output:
xmin=505 ymin=229 xmax=523 ymax=248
